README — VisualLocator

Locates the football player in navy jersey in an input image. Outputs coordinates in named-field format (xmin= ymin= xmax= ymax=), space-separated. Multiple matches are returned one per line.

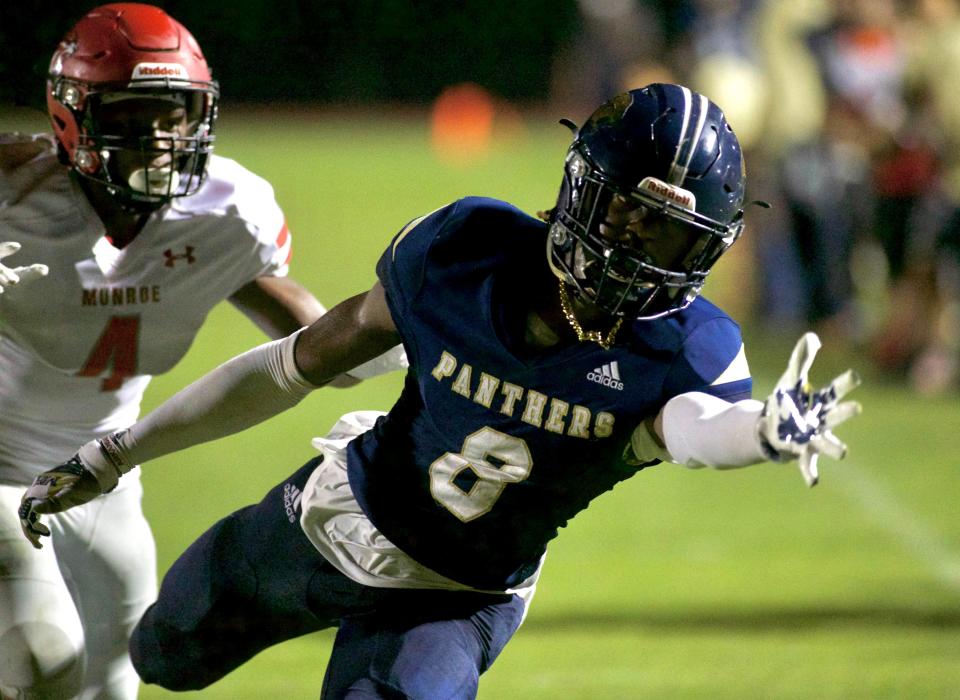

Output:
xmin=19 ymin=84 xmax=860 ymax=698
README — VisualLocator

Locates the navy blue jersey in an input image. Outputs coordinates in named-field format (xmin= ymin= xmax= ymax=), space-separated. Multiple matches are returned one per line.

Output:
xmin=347 ymin=197 xmax=751 ymax=590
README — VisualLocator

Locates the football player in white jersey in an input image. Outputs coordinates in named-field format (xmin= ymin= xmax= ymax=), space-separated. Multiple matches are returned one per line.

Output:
xmin=0 ymin=4 xmax=404 ymax=699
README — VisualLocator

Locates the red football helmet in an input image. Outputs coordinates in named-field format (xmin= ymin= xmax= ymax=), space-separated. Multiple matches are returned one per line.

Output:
xmin=47 ymin=3 xmax=219 ymax=208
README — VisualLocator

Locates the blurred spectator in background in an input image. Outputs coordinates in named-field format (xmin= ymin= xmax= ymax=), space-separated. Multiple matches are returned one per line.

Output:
xmin=750 ymin=0 xmax=834 ymax=331
xmin=553 ymin=0 xmax=960 ymax=394
xmin=782 ymin=0 xmax=912 ymax=341
xmin=678 ymin=0 xmax=771 ymax=322
xmin=551 ymin=0 xmax=674 ymax=112
xmin=685 ymin=0 xmax=769 ymax=150
xmin=872 ymin=0 xmax=960 ymax=393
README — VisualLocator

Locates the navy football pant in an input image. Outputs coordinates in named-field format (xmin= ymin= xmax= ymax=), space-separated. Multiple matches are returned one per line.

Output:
xmin=129 ymin=457 xmax=525 ymax=698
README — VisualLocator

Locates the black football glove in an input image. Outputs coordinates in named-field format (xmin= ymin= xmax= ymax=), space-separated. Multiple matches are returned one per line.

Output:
xmin=19 ymin=455 xmax=104 ymax=549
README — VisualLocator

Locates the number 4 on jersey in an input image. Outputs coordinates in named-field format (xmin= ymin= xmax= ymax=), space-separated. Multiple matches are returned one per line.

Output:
xmin=77 ymin=315 xmax=140 ymax=391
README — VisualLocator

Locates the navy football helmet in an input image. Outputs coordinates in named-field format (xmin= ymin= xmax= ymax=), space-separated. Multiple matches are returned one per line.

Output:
xmin=548 ymin=84 xmax=746 ymax=320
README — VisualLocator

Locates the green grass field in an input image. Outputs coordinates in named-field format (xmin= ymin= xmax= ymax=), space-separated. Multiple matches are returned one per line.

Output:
xmin=7 ymin=106 xmax=960 ymax=698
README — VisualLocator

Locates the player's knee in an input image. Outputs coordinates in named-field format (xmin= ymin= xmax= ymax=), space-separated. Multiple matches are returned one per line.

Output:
xmin=129 ymin=613 xmax=215 ymax=692
xmin=128 ymin=617 xmax=187 ymax=691
xmin=343 ymin=677 xmax=410 ymax=699
xmin=130 ymin=513 xmax=258 ymax=692
xmin=372 ymin=649 xmax=479 ymax=700
xmin=344 ymin=671 xmax=479 ymax=700
xmin=129 ymin=649 xmax=206 ymax=692
xmin=0 ymin=621 xmax=84 ymax=699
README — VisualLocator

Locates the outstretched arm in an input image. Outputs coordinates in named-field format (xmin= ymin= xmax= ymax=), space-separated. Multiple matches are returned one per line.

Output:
xmin=639 ymin=333 xmax=861 ymax=486
xmin=19 ymin=282 xmax=400 ymax=547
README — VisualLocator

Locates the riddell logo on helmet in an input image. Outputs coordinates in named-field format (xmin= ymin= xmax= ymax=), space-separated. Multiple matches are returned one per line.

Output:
xmin=131 ymin=63 xmax=188 ymax=80
xmin=639 ymin=177 xmax=697 ymax=211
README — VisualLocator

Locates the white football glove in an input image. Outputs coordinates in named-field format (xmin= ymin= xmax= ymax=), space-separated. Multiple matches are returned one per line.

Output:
xmin=18 ymin=434 xmax=132 ymax=549
xmin=0 ymin=241 xmax=48 ymax=293
xmin=758 ymin=332 xmax=862 ymax=487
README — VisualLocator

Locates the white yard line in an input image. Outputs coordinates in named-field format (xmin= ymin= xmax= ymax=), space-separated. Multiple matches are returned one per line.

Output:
xmin=836 ymin=460 xmax=960 ymax=592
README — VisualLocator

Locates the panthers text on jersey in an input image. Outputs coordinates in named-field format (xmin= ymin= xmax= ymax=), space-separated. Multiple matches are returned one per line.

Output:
xmin=0 ymin=133 xmax=292 ymax=483
xmin=342 ymin=197 xmax=751 ymax=591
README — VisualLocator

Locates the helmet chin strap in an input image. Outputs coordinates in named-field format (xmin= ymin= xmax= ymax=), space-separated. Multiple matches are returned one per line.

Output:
xmin=545 ymin=235 xmax=571 ymax=283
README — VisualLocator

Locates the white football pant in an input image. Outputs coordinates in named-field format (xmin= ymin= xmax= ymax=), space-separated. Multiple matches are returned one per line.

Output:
xmin=0 ymin=475 xmax=156 ymax=699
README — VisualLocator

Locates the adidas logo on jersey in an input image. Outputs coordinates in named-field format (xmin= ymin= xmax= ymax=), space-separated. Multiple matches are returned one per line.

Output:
xmin=282 ymin=483 xmax=303 ymax=523
xmin=587 ymin=362 xmax=624 ymax=390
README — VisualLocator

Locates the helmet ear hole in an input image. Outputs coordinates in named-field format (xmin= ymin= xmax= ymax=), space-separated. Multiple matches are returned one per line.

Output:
xmin=74 ymin=148 xmax=98 ymax=173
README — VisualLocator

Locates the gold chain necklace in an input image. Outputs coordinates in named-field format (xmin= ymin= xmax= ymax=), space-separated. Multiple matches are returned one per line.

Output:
xmin=557 ymin=281 xmax=623 ymax=350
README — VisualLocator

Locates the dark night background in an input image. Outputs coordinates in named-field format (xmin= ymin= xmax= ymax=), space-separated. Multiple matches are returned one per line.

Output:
xmin=0 ymin=1 xmax=583 ymax=111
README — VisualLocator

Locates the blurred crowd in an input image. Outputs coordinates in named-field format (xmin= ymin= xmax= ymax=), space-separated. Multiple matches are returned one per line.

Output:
xmin=553 ymin=0 xmax=960 ymax=394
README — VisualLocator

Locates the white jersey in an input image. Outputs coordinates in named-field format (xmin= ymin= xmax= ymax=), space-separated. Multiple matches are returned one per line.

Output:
xmin=0 ymin=133 xmax=292 ymax=483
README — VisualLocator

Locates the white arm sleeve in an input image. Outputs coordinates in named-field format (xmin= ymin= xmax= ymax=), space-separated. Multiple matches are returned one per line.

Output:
xmin=661 ymin=391 xmax=768 ymax=469
xmin=79 ymin=330 xmax=316 ymax=490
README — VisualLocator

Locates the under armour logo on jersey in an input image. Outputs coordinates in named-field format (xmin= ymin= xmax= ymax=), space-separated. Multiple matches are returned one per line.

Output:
xmin=163 ymin=246 xmax=195 ymax=267
xmin=282 ymin=483 xmax=303 ymax=523
xmin=587 ymin=361 xmax=624 ymax=390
